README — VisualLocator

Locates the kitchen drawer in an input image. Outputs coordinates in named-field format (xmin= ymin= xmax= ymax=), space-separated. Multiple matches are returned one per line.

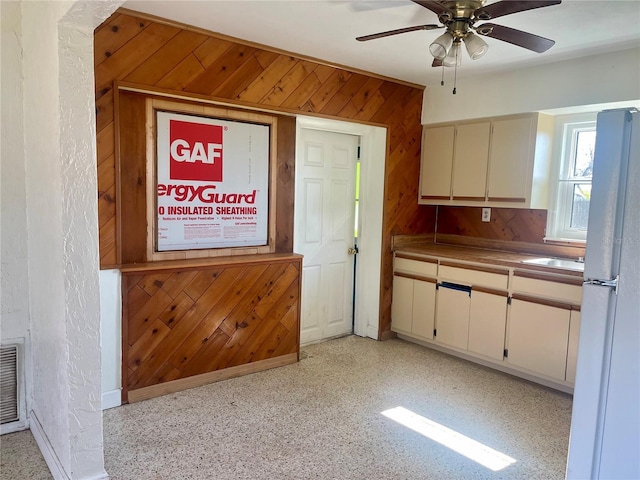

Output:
xmin=439 ymin=262 xmax=508 ymax=290
xmin=394 ymin=255 xmax=438 ymax=277
xmin=512 ymin=271 xmax=582 ymax=304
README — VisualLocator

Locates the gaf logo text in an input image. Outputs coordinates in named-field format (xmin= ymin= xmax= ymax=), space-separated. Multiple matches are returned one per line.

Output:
xmin=169 ymin=119 xmax=223 ymax=182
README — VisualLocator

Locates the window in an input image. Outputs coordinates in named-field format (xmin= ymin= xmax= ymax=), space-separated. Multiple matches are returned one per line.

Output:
xmin=546 ymin=113 xmax=597 ymax=242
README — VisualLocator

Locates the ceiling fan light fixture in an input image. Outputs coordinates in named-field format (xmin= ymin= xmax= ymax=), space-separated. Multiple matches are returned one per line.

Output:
xmin=464 ymin=32 xmax=489 ymax=60
xmin=443 ymin=42 xmax=462 ymax=67
xmin=429 ymin=32 xmax=454 ymax=60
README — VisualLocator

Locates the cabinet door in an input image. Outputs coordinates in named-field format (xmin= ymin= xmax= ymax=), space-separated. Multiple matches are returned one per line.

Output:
xmin=420 ymin=125 xmax=454 ymax=200
xmin=412 ymin=279 xmax=436 ymax=340
xmin=452 ymin=122 xmax=491 ymax=200
xmin=391 ymin=275 xmax=413 ymax=334
xmin=468 ymin=290 xmax=508 ymax=361
xmin=565 ymin=310 xmax=581 ymax=384
xmin=487 ymin=116 xmax=534 ymax=202
xmin=435 ymin=283 xmax=471 ymax=350
xmin=508 ymin=298 xmax=571 ymax=380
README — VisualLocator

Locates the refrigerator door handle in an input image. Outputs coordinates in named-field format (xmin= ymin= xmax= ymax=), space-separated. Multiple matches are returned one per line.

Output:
xmin=583 ymin=275 xmax=619 ymax=295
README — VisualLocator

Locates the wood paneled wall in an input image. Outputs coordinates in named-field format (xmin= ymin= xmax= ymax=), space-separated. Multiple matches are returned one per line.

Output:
xmin=122 ymin=255 xmax=301 ymax=402
xmin=94 ymin=10 xmax=436 ymax=337
xmin=437 ymin=206 xmax=547 ymax=243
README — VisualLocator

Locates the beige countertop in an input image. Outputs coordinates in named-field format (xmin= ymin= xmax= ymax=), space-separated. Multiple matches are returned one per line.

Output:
xmin=393 ymin=242 xmax=584 ymax=278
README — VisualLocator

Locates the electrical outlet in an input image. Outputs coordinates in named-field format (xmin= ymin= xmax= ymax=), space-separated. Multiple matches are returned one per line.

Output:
xmin=482 ymin=208 xmax=491 ymax=223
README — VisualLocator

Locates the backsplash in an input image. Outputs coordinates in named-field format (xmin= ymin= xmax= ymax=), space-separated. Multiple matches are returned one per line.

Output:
xmin=436 ymin=206 xmax=547 ymax=244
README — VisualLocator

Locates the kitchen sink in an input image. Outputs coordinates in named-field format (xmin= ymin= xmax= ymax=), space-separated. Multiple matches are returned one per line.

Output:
xmin=521 ymin=257 xmax=585 ymax=272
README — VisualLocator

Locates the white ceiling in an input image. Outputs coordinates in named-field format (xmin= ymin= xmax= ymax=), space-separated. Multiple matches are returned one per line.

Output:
xmin=124 ymin=0 xmax=640 ymax=86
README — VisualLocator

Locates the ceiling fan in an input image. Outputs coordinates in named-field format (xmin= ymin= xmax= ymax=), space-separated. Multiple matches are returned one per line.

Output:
xmin=357 ymin=0 xmax=562 ymax=69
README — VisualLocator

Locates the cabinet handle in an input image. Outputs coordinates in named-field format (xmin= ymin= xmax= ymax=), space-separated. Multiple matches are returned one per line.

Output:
xmin=437 ymin=282 xmax=472 ymax=297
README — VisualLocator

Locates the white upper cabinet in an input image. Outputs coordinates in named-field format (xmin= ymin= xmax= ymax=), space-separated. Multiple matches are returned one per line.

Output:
xmin=452 ymin=121 xmax=490 ymax=200
xmin=419 ymin=125 xmax=455 ymax=200
xmin=419 ymin=112 xmax=554 ymax=208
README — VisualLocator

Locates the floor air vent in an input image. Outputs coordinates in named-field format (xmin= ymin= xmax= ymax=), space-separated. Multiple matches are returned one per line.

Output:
xmin=0 ymin=345 xmax=19 ymax=425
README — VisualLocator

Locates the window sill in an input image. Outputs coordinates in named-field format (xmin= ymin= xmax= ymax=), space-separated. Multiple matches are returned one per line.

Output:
xmin=543 ymin=237 xmax=587 ymax=247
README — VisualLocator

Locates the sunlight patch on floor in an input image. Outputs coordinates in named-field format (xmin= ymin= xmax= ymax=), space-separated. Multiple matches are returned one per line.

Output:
xmin=382 ymin=406 xmax=517 ymax=472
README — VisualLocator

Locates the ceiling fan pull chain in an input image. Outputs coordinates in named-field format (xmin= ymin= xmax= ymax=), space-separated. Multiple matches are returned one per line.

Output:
xmin=441 ymin=64 xmax=445 ymax=86
xmin=452 ymin=49 xmax=459 ymax=95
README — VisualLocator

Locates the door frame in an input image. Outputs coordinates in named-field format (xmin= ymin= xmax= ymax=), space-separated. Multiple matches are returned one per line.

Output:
xmin=295 ymin=116 xmax=387 ymax=340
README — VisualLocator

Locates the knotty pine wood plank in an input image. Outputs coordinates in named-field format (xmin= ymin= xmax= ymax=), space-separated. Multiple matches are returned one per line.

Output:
xmin=247 ymin=322 xmax=290 ymax=363
xmin=126 ymin=284 xmax=151 ymax=319
xmin=96 ymin=88 xmax=115 ymax=132
xmin=223 ymin=311 xmax=283 ymax=369
xmin=99 ymin=216 xmax=116 ymax=264
xmin=280 ymin=72 xmax=323 ymax=110
xmin=259 ymin=60 xmax=317 ymax=107
xmin=351 ymin=77 xmax=385 ymax=111
xmin=193 ymin=37 xmax=235 ymax=68
xmin=178 ymin=329 xmax=233 ymax=379
xmin=147 ymin=363 xmax=182 ymax=387
xmin=159 ymin=270 xmax=200 ymax=299
xmin=157 ymin=291 xmax=195 ymax=330
xmin=369 ymin=84 xmax=413 ymax=124
xmin=251 ymin=264 xmax=299 ymax=319
xmin=319 ymin=73 xmax=369 ymax=116
xmin=236 ymin=55 xmax=299 ymax=103
xmin=185 ymin=44 xmax=259 ymax=95
xmin=96 ymin=122 xmax=115 ymax=164
xmin=97 ymin=185 xmax=115 ymax=229
xmin=211 ymin=55 xmax=264 ymax=99
xmin=125 ymin=275 xmax=144 ymax=291
xmin=155 ymin=54 xmax=206 ymax=91
xmin=354 ymin=90 xmax=386 ymax=122
xmin=94 ymin=14 xmax=148 ymax=68
xmin=164 ymin=267 xmax=254 ymax=366
xmin=138 ymin=272 xmax=172 ymax=296
xmin=183 ymin=269 xmax=225 ymax=302
xmin=307 ymin=69 xmax=352 ymax=112
xmin=97 ymin=154 xmax=115 ymax=196
xmin=337 ymin=100 xmax=359 ymax=119
xmin=117 ymin=92 xmax=148 ymax=264
xmin=127 ymin=318 xmax=171 ymax=371
xmin=275 ymin=116 xmax=296 ymax=253
xmin=216 ymin=263 xmax=290 ymax=335
xmin=254 ymin=277 xmax=299 ymax=326
xmin=124 ymin=30 xmax=209 ymax=85
xmin=95 ymin=23 xmax=181 ymax=97
xmin=126 ymin=311 xmax=201 ymax=390
xmin=312 ymin=64 xmax=335 ymax=84
xmin=128 ymin=288 xmax=173 ymax=346
xmin=270 ymin=324 xmax=299 ymax=358
xmin=254 ymin=50 xmax=280 ymax=70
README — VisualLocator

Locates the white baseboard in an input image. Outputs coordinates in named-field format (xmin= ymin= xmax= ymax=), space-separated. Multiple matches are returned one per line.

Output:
xmin=30 ymin=410 xmax=110 ymax=480
xmin=102 ymin=389 xmax=121 ymax=410
xmin=30 ymin=411 xmax=69 ymax=480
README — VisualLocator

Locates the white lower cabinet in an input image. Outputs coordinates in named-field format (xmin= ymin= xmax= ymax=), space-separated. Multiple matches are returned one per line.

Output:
xmin=391 ymin=274 xmax=436 ymax=340
xmin=507 ymin=298 xmax=571 ymax=380
xmin=468 ymin=290 xmax=508 ymax=361
xmin=412 ymin=278 xmax=437 ymax=340
xmin=435 ymin=283 xmax=471 ymax=350
xmin=565 ymin=310 xmax=581 ymax=384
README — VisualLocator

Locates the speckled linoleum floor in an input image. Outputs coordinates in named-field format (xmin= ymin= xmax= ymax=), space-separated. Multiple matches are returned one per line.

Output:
xmin=0 ymin=336 xmax=573 ymax=479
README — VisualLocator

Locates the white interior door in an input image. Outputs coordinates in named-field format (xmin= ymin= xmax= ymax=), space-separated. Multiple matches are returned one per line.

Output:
xmin=295 ymin=128 xmax=358 ymax=344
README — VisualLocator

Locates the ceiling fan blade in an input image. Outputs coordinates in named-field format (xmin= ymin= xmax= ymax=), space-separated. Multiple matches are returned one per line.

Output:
xmin=476 ymin=23 xmax=555 ymax=53
xmin=356 ymin=24 xmax=442 ymax=42
xmin=475 ymin=1 xmax=562 ymax=21
xmin=411 ymin=0 xmax=455 ymax=20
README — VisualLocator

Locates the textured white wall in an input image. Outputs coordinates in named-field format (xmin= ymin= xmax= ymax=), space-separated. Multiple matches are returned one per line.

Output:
xmin=17 ymin=0 xmax=122 ymax=478
xmin=422 ymin=47 xmax=640 ymax=124
xmin=99 ymin=269 xmax=121 ymax=409
xmin=0 ymin=0 xmax=32 ymax=433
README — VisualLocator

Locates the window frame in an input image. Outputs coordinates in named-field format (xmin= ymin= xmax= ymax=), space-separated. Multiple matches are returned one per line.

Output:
xmin=545 ymin=112 xmax=597 ymax=243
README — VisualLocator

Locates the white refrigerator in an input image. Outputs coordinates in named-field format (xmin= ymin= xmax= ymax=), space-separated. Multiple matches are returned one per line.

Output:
xmin=567 ymin=108 xmax=640 ymax=479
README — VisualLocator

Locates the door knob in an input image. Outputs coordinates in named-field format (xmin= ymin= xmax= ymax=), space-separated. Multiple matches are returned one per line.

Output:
xmin=348 ymin=247 xmax=358 ymax=255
